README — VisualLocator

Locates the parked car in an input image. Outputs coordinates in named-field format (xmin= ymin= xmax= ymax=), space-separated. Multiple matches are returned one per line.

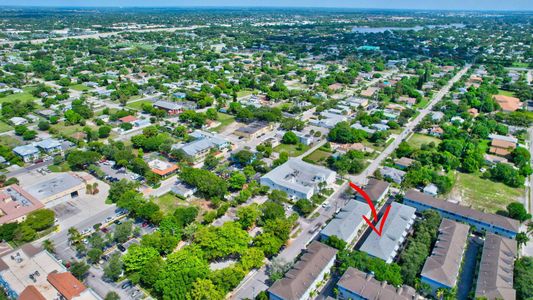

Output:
xmin=117 ymin=244 xmax=126 ymax=252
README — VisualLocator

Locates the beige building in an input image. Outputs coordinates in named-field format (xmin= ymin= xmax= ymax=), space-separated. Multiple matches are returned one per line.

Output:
xmin=24 ymin=172 xmax=90 ymax=205
xmin=233 ymin=122 xmax=273 ymax=140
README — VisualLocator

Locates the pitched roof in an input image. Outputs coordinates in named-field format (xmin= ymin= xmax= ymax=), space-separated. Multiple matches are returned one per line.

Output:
xmin=421 ymin=219 xmax=469 ymax=288
xmin=359 ymin=202 xmax=416 ymax=262
xmin=475 ymin=234 xmax=517 ymax=300
xmin=119 ymin=115 xmax=138 ymax=123
xmin=491 ymin=139 xmax=516 ymax=150
xmin=404 ymin=190 xmax=520 ymax=234
xmin=395 ymin=157 xmax=415 ymax=167
xmin=362 ymin=178 xmax=390 ymax=202
xmin=320 ymin=200 xmax=370 ymax=242
xmin=337 ymin=267 xmax=418 ymax=300
xmin=268 ymin=241 xmax=337 ymax=299
xmin=47 ymin=271 xmax=87 ymax=300
xmin=19 ymin=285 xmax=46 ymax=300
xmin=493 ymin=95 xmax=523 ymax=112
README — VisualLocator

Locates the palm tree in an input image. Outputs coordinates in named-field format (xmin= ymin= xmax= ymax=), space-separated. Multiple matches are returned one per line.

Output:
xmin=92 ymin=182 xmax=99 ymax=194
xmin=526 ymin=221 xmax=533 ymax=235
xmin=43 ymin=239 xmax=55 ymax=254
xmin=68 ymin=227 xmax=82 ymax=245
xmin=436 ymin=288 xmax=445 ymax=300
xmin=517 ymin=232 xmax=529 ymax=254
xmin=86 ymin=184 xmax=93 ymax=195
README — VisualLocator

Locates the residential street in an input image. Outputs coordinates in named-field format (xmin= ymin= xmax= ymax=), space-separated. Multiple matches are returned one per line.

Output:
xmin=231 ymin=65 xmax=471 ymax=300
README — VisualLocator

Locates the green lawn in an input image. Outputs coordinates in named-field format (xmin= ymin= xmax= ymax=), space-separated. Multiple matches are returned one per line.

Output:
xmin=414 ymin=98 xmax=429 ymax=109
xmin=0 ymin=121 xmax=12 ymax=133
xmin=497 ymin=89 xmax=516 ymax=97
xmin=152 ymin=193 xmax=188 ymax=214
xmin=70 ymin=84 xmax=91 ymax=92
xmin=453 ymin=172 xmax=524 ymax=214
xmin=0 ymin=135 xmax=22 ymax=148
xmin=303 ymin=149 xmax=331 ymax=165
xmin=408 ymin=133 xmax=441 ymax=149
xmin=236 ymin=90 xmax=254 ymax=98
xmin=212 ymin=113 xmax=236 ymax=133
xmin=0 ymin=87 xmax=37 ymax=104
xmin=274 ymin=143 xmax=311 ymax=157
xmin=126 ymin=99 xmax=153 ymax=110
xmin=48 ymin=162 xmax=71 ymax=172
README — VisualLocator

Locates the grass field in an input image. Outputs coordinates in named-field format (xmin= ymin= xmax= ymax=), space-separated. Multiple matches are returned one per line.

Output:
xmin=0 ymin=121 xmax=12 ymax=133
xmin=274 ymin=143 xmax=311 ymax=157
xmin=408 ymin=133 xmax=441 ymax=149
xmin=212 ymin=113 xmax=235 ymax=132
xmin=48 ymin=162 xmax=71 ymax=172
xmin=236 ymin=90 xmax=254 ymax=98
xmin=0 ymin=135 xmax=22 ymax=148
xmin=0 ymin=87 xmax=37 ymax=104
xmin=152 ymin=193 xmax=188 ymax=214
xmin=70 ymin=84 xmax=92 ymax=92
xmin=497 ymin=89 xmax=516 ymax=97
xmin=126 ymin=99 xmax=153 ymax=110
xmin=452 ymin=172 xmax=524 ymax=214
xmin=303 ymin=149 xmax=331 ymax=165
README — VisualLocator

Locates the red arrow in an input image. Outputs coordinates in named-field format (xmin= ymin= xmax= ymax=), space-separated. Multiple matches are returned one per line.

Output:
xmin=349 ymin=181 xmax=391 ymax=237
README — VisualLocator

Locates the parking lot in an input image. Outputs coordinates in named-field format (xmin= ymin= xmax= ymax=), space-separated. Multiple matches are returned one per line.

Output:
xmin=98 ymin=161 xmax=142 ymax=182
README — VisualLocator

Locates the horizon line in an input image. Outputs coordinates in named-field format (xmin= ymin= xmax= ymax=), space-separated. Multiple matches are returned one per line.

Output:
xmin=0 ymin=5 xmax=532 ymax=12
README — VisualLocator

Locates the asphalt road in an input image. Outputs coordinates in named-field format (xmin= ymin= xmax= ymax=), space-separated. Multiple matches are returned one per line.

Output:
xmin=230 ymin=65 xmax=471 ymax=299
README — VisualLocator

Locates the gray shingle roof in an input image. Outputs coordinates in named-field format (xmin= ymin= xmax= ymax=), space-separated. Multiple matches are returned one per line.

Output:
xmin=13 ymin=145 xmax=39 ymax=156
xmin=362 ymin=178 xmax=390 ymax=202
xmin=475 ymin=234 xmax=517 ymax=300
xmin=320 ymin=200 xmax=370 ymax=242
xmin=421 ymin=219 xmax=469 ymax=288
xmin=359 ymin=202 xmax=416 ymax=262
xmin=268 ymin=241 xmax=337 ymax=300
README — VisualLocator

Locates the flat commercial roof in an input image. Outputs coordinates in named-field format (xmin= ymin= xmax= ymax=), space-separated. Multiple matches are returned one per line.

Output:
xmin=0 ymin=185 xmax=44 ymax=224
xmin=25 ymin=173 xmax=84 ymax=200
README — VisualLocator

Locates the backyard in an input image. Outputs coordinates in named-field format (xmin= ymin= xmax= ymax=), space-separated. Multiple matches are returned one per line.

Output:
xmin=303 ymin=149 xmax=331 ymax=165
xmin=0 ymin=121 xmax=12 ymax=133
xmin=451 ymin=172 xmax=524 ymax=214
xmin=274 ymin=143 xmax=311 ymax=157
xmin=407 ymin=133 xmax=441 ymax=149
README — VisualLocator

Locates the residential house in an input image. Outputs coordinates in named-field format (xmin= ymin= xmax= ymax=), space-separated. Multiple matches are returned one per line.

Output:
xmin=356 ymin=178 xmax=390 ymax=204
xmin=380 ymin=166 xmax=406 ymax=184
xmin=9 ymin=117 xmax=27 ymax=126
xmin=171 ymin=180 xmax=197 ymax=199
xmin=260 ymin=158 xmax=336 ymax=200
xmin=294 ymin=131 xmax=314 ymax=146
xmin=489 ymin=137 xmax=517 ymax=157
xmin=403 ymin=189 xmax=519 ymax=239
xmin=395 ymin=157 xmax=415 ymax=170
xmin=172 ymin=130 xmax=230 ymax=163
xmin=34 ymin=138 xmax=62 ymax=154
xmin=13 ymin=145 xmax=40 ymax=162
xmin=493 ymin=95 xmax=523 ymax=112
xmin=268 ymin=241 xmax=337 ymax=300
xmin=423 ymin=184 xmax=438 ymax=196
xmin=153 ymin=100 xmax=185 ymax=115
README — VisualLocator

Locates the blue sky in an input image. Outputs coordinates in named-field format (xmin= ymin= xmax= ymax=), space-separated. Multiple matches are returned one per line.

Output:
xmin=1 ymin=0 xmax=531 ymax=11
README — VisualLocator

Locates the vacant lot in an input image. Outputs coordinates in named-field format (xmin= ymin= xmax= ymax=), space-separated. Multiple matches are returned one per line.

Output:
xmin=152 ymin=193 xmax=188 ymax=214
xmin=126 ymin=99 xmax=153 ymax=110
xmin=451 ymin=172 xmax=524 ymax=214
xmin=70 ymin=84 xmax=92 ymax=92
xmin=303 ymin=149 xmax=331 ymax=165
xmin=0 ymin=87 xmax=37 ymax=104
xmin=274 ymin=143 xmax=310 ymax=157
xmin=212 ymin=113 xmax=236 ymax=133
xmin=0 ymin=121 xmax=12 ymax=133
xmin=408 ymin=133 xmax=441 ymax=149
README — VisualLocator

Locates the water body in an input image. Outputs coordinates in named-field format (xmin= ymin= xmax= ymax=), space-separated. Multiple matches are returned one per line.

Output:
xmin=352 ymin=23 xmax=465 ymax=33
